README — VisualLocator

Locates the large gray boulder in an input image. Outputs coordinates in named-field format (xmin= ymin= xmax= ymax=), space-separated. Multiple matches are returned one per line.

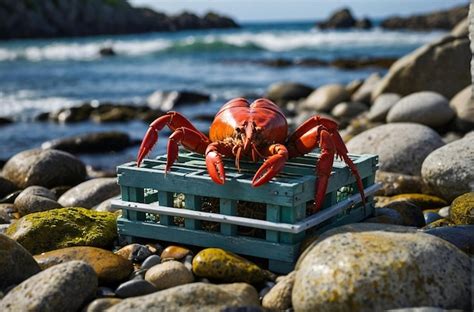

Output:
xmin=58 ymin=177 xmax=119 ymax=208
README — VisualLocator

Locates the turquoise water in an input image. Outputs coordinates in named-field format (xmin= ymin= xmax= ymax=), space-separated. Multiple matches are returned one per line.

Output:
xmin=0 ymin=21 xmax=446 ymax=167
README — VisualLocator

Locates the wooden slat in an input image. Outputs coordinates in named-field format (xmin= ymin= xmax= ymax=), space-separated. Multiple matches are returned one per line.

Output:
xmin=266 ymin=204 xmax=281 ymax=242
xmin=184 ymin=194 xmax=201 ymax=230
xmin=157 ymin=192 xmax=173 ymax=225
xmin=220 ymin=199 xmax=237 ymax=236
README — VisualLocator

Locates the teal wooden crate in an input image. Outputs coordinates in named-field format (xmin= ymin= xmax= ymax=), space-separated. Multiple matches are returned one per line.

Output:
xmin=113 ymin=151 xmax=379 ymax=273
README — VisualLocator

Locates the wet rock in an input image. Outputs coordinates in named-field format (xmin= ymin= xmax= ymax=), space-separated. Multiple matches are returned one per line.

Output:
xmin=115 ymin=279 xmax=157 ymax=298
xmin=330 ymin=102 xmax=368 ymax=120
xmin=192 ymin=248 xmax=268 ymax=283
xmin=145 ymin=260 xmax=194 ymax=290
xmin=423 ymin=211 xmax=443 ymax=225
xmin=147 ymin=90 xmax=210 ymax=111
xmin=294 ymin=231 xmax=471 ymax=311
xmin=368 ymin=93 xmax=401 ymax=122
xmin=302 ymin=84 xmax=350 ymax=112
xmin=423 ymin=218 xmax=454 ymax=230
xmin=384 ymin=200 xmax=425 ymax=227
xmin=389 ymin=193 xmax=447 ymax=210
xmin=372 ymin=36 xmax=470 ymax=100
xmin=424 ymin=225 xmax=474 ymax=255
xmin=14 ymin=186 xmax=62 ymax=216
xmin=141 ymin=255 xmax=162 ymax=270
xmin=375 ymin=171 xmax=424 ymax=196
xmin=265 ymin=82 xmax=313 ymax=107
xmin=2 ymin=148 xmax=86 ymax=189
xmin=108 ymin=282 xmax=260 ymax=312
xmin=421 ymin=137 xmax=474 ymax=201
xmin=34 ymin=246 xmax=132 ymax=284
xmin=91 ymin=106 xmax=139 ymax=123
xmin=0 ymin=261 xmax=97 ymax=312
xmin=97 ymin=286 xmax=115 ymax=297
xmin=347 ymin=123 xmax=444 ymax=175
xmin=0 ymin=177 xmax=18 ymax=199
xmin=316 ymin=8 xmax=364 ymax=29
xmin=84 ymin=298 xmax=122 ymax=312
xmin=365 ymin=207 xmax=405 ymax=226
xmin=262 ymin=271 xmax=295 ymax=311
xmin=115 ymin=243 xmax=152 ymax=262
xmin=160 ymin=245 xmax=192 ymax=261
xmin=386 ymin=92 xmax=454 ymax=127
xmin=0 ymin=203 xmax=14 ymax=223
xmin=330 ymin=58 xmax=396 ymax=70
xmin=351 ymin=73 xmax=381 ymax=103
xmin=58 ymin=177 xmax=119 ymax=208
xmin=0 ymin=116 xmax=13 ymax=125
xmin=99 ymin=46 xmax=116 ymax=56
xmin=50 ymin=104 xmax=94 ymax=123
xmin=42 ymin=131 xmax=132 ymax=154
xmin=50 ymin=185 xmax=71 ymax=198
xmin=6 ymin=207 xmax=117 ymax=254
xmin=449 ymin=85 xmax=474 ymax=132
xmin=355 ymin=17 xmax=372 ymax=29
xmin=449 ymin=192 xmax=474 ymax=225
xmin=0 ymin=234 xmax=40 ymax=291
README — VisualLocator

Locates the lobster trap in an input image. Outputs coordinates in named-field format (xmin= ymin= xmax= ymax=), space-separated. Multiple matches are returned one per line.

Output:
xmin=112 ymin=152 xmax=379 ymax=273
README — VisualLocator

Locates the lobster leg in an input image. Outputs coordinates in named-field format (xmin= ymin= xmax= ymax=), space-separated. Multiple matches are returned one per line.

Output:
xmin=137 ymin=112 xmax=208 ymax=166
xmin=166 ymin=127 xmax=210 ymax=172
xmin=205 ymin=142 xmax=233 ymax=185
xmin=314 ymin=130 xmax=336 ymax=212
xmin=252 ymin=144 xmax=288 ymax=187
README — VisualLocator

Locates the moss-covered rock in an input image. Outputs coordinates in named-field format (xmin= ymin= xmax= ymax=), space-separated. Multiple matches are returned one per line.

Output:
xmin=390 ymin=193 xmax=447 ymax=209
xmin=422 ymin=218 xmax=454 ymax=230
xmin=449 ymin=192 xmax=474 ymax=225
xmin=6 ymin=207 xmax=117 ymax=254
xmin=192 ymin=248 xmax=269 ymax=283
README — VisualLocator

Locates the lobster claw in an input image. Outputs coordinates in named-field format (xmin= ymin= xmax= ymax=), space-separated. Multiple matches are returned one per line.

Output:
xmin=137 ymin=127 xmax=158 ymax=167
xmin=252 ymin=153 xmax=286 ymax=187
xmin=206 ymin=150 xmax=225 ymax=184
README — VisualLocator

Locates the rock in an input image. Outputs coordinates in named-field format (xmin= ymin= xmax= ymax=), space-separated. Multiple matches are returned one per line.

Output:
xmin=423 ymin=218 xmax=454 ymax=230
xmin=386 ymin=92 xmax=454 ymax=127
xmin=50 ymin=104 xmax=94 ymax=123
xmin=449 ymin=85 xmax=474 ymax=132
xmin=380 ymin=5 xmax=468 ymax=30
xmin=115 ymin=243 xmax=152 ymax=262
xmin=316 ymin=8 xmax=356 ymax=29
xmin=0 ymin=177 xmax=18 ymax=199
xmin=345 ymin=79 xmax=363 ymax=96
xmin=192 ymin=248 xmax=269 ymax=283
xmin=94 ymin=197 xmax=119 ymax=212
xmin=34 ymin=246 xmax=132 ymax=284
xmin=293 ymin=231 xmax=471 ymax=311
xmin=303 ymin=84 xmax=350 ymax=112
xmin=375 ymin=171 xmax=424 ymax=196
xmin=383 ymin=200 xmax=426 ymax=227
xmin=372 ymin=36 xmax=471 ymax=100
xmin=14 ymin=186 xmax=62 ymax=216
xmin=351 ymin=73 xmax=381 ymax=104
xmin=108 ymin=282 xmax=260 ymax=312
xmin=421 ymin=138 xmax=474 ymax=200
xmin=0 ymin=203 xmax=14 ymax=224
xmin=99 ymin=46 xmax=116 ymax=56
xmin=147 ymin=90 xmax=210 ymax=111
xmin=58 ymin=177 xmax=119 ymax=208
xmin=451 ymin=17 xmax=468 ymax=37
xmin=145 ymin=260 xmax=194 ymax=290
xmin=141 ymin=255 xmax=162 ymax=270
xmin=354 ymin=17 xmax=372 ymax=29
xmin=6 ymin=207 xmax=117 ymax=254
xmin=449 ymin=192 xmax=474 ymax=225
xmin=330 ymin=102 xmax=368 ymax=120
xmin=0 ymin=116 xmax=13 ymax=125
xmin=438 ymin=206 xmax=450 ymax=218
xmin=347 ymin=123 xmax=444 ymax=175
xmin=442 ymin=132 xmax=463 ymax=144
xmin=330 ymin=58 xmax=397 ymax=70
xmin=84 ymin=298 xmax=122 ymax=312
xmin=0 ymin=234 xmax=40 ymax=291
xmin=424 ymin=225 xmax=474 ymax=255
xmin=91 ymin=106 xmax=139 ymax=123
xmin=160 ymin=245 xmax=192 ymax=261
xmin=423 ymin=211 xmax=443 ymax=225
xmin=368 ymin=93 xmax=401 ymax=122
xmin=389 ymin=193 xmax=448 ymax=210
xmin=265 ymin=82 xmax=313 ymax=107
xmin=0 ymin=261 xmax=97 ymax=312
xmin=42 ymin=131 xmax=132 ymax=154
xmin=262 ymin=271 xmax=295 ymax=311
xmin=115 ymin=279 xmax=157 ymax=298
xmin=2 ymin=148 xmax=86 ymax=189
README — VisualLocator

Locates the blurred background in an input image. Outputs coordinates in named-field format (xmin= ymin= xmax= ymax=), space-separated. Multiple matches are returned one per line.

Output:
xmin=0 ymin=0 xmax=470 ymax=171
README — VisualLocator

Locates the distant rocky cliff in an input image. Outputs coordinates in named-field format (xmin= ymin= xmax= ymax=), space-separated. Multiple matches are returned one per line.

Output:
xmin=0 ymin=0 xmax=239 ymax=40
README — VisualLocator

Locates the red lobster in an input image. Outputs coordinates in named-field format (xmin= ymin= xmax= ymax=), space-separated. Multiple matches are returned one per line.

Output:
xmin=137 ymin=98 xmax=365 ymax=212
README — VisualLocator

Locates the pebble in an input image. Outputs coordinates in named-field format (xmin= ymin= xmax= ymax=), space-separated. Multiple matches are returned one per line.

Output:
xmin=265 ymin=82 xmax=313 ymax=107
xmin=294 ymin=231 xmax=471 ymax=311
xmin=450 ymin=84 xmax=474 ymax=132
xmin=6 ymin=207 xmax=117 ymax=254
xmin=34 ymin=246 xmax=132 ymax=284
xmin=262 ymin=271 xmax=295 ymax=311
xmin=303 ymin=84 xmax=350 ymax=112
xmin=330 ymin=102 xmax=368 ymax=119
xmin=115 ymin=243 xmax=153 ymax=262
xmin=145 ymin=260 xmax=194 ymax=290
xmin=368 ymin=93 xmax=401 ymax=122
xmin=84 ymin=298 xmax=122 ymax=312
xmin=14 ymin=186 xmax=62 ymax=216
xmin=115 ymin=279 xmax=157 ymax=298
xmin=351 ymin=72 xmax=381 ymax=103
xmin=386 ymin=91 xmax=454 ymax=127
xmin=421 ymin=138 xmax=474 ymax=201
xmin=384 ymin=200 xmax=426 ymax=227
xmin=58 ymin=177 xmax=120 ymax=208
xmin=424 ymin=225 xmax=474 ymax=255
xmin=0 ymin=261 xmax=98 ymax=312
xmin=449 ymin=192 xmax=474 ymax=225
xmin=423 ymin=211 xmax=443 ymax=225
xmin=94 ymin=196 xmax=120 ymax=212
xmin=141 ymin=255 xmax=162 ymax=270
xmin=160 ymin=245 xmax=192 ymax=261
xmin=347 ymin=123 xmax=445 ymax=175
xmin=422 ymin=218 xmax=453 ymax=230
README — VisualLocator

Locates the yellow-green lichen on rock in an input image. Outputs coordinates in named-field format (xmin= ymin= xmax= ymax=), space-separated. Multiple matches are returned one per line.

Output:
xmin=422 ymin=218 xmax=453 ymax=230
xmin=6 ymin=207 xmax=117 ymax=254
xmin=391 ymin=193 xmax=447 ymax=209
xmin=449 ymin=192 xmax=474 ymax=225
xmin=192 ymin=248 xmax=268 ymax=283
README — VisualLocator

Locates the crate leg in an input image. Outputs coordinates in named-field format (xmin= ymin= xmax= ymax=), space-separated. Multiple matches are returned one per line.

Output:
xmin=158 ymin=191 xmax=174 ymax=225
xmin=269 ymin=259 xmax=294 ymax=274
xmin=266 ymin=204 xmax=280 ymax=242
xmin=280 ymin=203 xmax=306 ymax=244
xmin=185 ymin=194 xmax=201 ymax=230
xmin=220 ymin=199 xmax=237 ymax=236
xmin=128 ymin=187 xmax=146 ymax=221
xmin=121 ymin=235 xmax=137 ymax=244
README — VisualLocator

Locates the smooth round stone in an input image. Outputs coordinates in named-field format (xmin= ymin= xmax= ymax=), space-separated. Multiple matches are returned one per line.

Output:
xmin=41 ymin=131 xmax=131 ymax=154
xmin=107 ymin=283 xmax=260 ymax=312
xmin=375 ymin=171 xmax=424 ymax=196
xmin=141 ymin=255 xmax=162 ymax=270
xmin=145 ymin=260 xmax=194 ymax=290
xmin=424 ymin=225 xmax=474 ymax=255
xmin=345 ymin=79 xmax=363 ymax=95
xmin=389 ymin=193 xmax=447 ymax=210
xmin=0 ymin=203 xmax=15 ymax=224
xmin=160 ymin=245 xmax=192 ymax=261
xmin=422 ymin=218 xmax=453 ymax=230
xmin=347 ymin=123 xmax=444 ymax=175
xmin=0 ymin=177 xmax=18 ymax=199
xmin=2 ymin=148 xmax=86 ymax=189
xmin=192 ymin=248 xmax=268 ymax=283
xmin=115 ymin=244 xmax=152 ymax=262
xmin=450 ymin=85 xmax=474 ymax=131
xmin=293 ymin=231 xmax=471 ymax=311
xmin=438 ymin=206 xmax=450 ymax=218
xmin=34 ymin=246 xmax=132 ymax=284
xmin=6 ymin=207 xmax=117 ymax=254
xmin=84 ymin=298 xmax=122 ymax=312
xmin=0 ymin=234 xmax=41 ymax=291
xmin=97 ymin=286 xmax=115 ymax=297
xmin=265 ymin=82 xmax=313 ymax=106
xmin=351 ymin=73 xmax=381 ymax=103
xmin=58 ymin=177 xmax=120 ymax=209
xmin=368 ymin=93 xmax=401 ymax=122
xmin=423 ymin=211 xmax=443 ymax=225
xmin=421 ymin=137 xmax=474 ymax=201
xmin=387 ymin=91 xmax=454 ymax=127
xmin=0 ymin=190 xmax=22 ymax=204
xmin=384 ymin=200 xmax=425 ymax=227
xmin=303 ymin=84 xmax=350 ymax=112
xmin=0 ymin=261 xmax=97 ymax=312
xmin=146 ymin=243 xmax=164 ymax=256
xmin=366 ymin=208 xmax=405 ymax=226
xmin=94 ymin=197 xmax=120 ymax=212
xmin=330 ymin=102 xmax=368 ymax=119
xmin=262 ymin=271 xmax=295 ymax=311
xmin=183 ymin=254 xmax=193 ymax=271
xmin=14 ymin=186 xmax=62 ymax=216
xmin=115 ymin=279 xmax=157 ymax=298
xmin=449 ymin=192 xmax=474 ymax=225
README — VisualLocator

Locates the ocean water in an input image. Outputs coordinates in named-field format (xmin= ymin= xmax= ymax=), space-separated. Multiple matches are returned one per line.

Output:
xmin=0 ymin=21 xmax=446 ymax=168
